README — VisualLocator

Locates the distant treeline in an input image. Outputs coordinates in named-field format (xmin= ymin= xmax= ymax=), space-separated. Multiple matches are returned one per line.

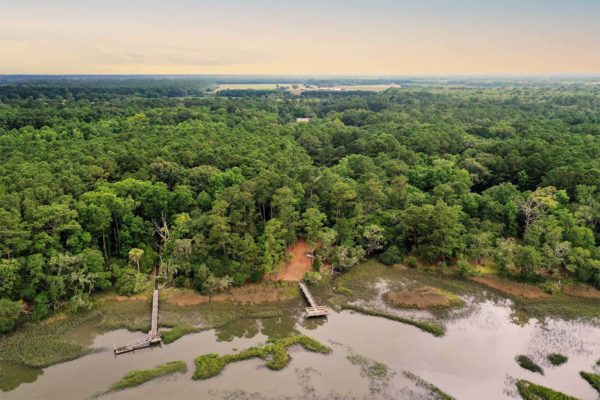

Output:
xmin=0 ymin=77 xmax=214 ymax=100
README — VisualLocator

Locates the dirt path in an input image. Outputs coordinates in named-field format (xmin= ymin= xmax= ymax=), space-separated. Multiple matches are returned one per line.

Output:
xmin=272 ymin=239 xmax=313 ymax=282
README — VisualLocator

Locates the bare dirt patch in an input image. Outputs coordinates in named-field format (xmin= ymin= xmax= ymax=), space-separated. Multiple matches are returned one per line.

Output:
xmin=562 ymin=284 xmax=600 ymax=299
xmin=471 ymin=276 xmax=549 ymax=299
xmin=165 ymin=284 xmax=296 ymax=306
xmin=385 ymin=286 xmax=462 ymax=309
xmin=271 ymin=239 xmax=314 ymax=282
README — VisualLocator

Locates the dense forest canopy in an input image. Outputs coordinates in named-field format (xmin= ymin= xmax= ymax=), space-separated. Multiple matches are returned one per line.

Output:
xmin=1 ymin=77 xmax=600 ymax=333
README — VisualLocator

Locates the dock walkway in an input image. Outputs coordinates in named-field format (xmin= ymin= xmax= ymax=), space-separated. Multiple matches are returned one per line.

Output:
xmin=298 ymin=282 xmax=329 ymax=317
xmin=114 ymin=273 xmax=161 ymax=355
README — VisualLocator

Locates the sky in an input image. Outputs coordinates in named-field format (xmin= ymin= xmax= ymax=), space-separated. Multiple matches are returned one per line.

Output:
xmin=1 ymin=0 xmax=599 ymax=75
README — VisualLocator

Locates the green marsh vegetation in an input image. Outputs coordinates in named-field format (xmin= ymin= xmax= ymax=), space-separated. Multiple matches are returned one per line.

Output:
xmin=580 ymin=371 xmax=600 ymax=394
xmin=193 ymin=335 xmax=331 ymax=380
xmin=516 ymin=379 xmax=577 ymax=400
xmin=109 ymin=361 xmax=187 ymax=391
xmin=403 ymin=371 xmax=455 ymax=400
xmin=341 ymin=304 xmax=445 ymax=337
xmin=547 ymin=353 xmax=568 ymax=366
xmin=516 ymin=355 xmax=544 ymax=375
xmin=160 ymin=325 xmax=202 ymax=344
xmin=346 ymin=351 xmax=392 ymax=394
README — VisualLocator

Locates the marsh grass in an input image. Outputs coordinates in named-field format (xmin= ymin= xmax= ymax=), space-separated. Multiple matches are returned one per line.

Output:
xmin=346 ymin=352 xmax=391 ymax=394
xmin=516 ymin=379 xmax=577 ymax=400
xmin=160 ymin=325 xmax=202 ymax=344
xmin=109 ymin=361 xmax=187 ymax=391
xmin=0 ymin=291 xmax=296 ymax=369
xmin=547 ymin=353 xmax=568 ymax=366
xmin=342 ymin=304 xmax=445 ymax=337
xmin=516 ymin=355 xmax=544 ymax=375
xmin=0 ymin=295 xmax=150 ymax=368
xmin=404 ymin=371 xmax=455 ymax=400
xmin=580 ymin=371 xmax=600 ymax=394
xmin=193 ymin=335 xmax=331 ymax=380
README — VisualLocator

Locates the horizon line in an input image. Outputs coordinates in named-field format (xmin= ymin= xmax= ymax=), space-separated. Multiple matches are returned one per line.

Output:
xmin=2 ymin=73 xmax=600 ymax=79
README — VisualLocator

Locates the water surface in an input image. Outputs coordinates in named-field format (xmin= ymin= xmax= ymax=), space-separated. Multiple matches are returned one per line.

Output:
xmin=4 ymin=296 xmax=600 ymax=400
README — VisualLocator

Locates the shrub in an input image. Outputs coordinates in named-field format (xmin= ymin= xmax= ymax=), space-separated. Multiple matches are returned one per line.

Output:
xmin=516 ymin=355 xmax=544 ymax=374
xmin=547 ymin=353 xmax=568 ymax=366
xmin=110 ymin=361 xmax=187 ymax=391
xmin=303 ymin=271 xmax=322 ymax=285
xmin=379 ymin=245 xmax=403 ymax=266
xmin=312 ymin=255 xmax=322 ymax=272
xmin=31 ymin=294 xmax=50 ymax=322
xmin=540 ymin=282 xmax=561 ymax=295
xmin=456 ymin=259 xmax=477 ymax=277
xmin=115 ymin=269 xmax=146 ymax=296
xmin=0 ymin=298 xmax=22 ymax=334
xmin=406 ymin=256 xmax=418 ymax=269
xmin=67 ymin=292 xmax=93 ymax=314
xmin=174 ymin=276 xmax=186 ymax=288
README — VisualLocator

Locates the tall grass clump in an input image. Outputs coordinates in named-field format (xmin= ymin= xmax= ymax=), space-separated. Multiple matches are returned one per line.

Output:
xmin=161 ymin=325 xmax=201 ymax=344
xmin=547 ymin=353 xmax=568 ymax=366
xmin=404 ymin=371 xmax=455 ymax=400
xmin=580 ymin=371 xmax=600 ymax=394
xmin=516 ymin=355 xmax=544 ymax=375
xmin=516 ymin=379 xmax=577 ymax=400
xmin=110 ymin=361 xmax=187 ymax=391
xmin=193 ymin=335 xmax=331 ymax=380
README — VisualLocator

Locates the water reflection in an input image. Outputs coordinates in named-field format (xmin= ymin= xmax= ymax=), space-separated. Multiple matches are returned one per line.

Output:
xmin=300 ymin=316 xmax=328 ymax=331
xmin=260 ymin=314 xmax=300 ymax=339
xmin=215 ymin=319 xmax=260 ymax=342
xmin=0 ymin=362 xmax=43 ymax=392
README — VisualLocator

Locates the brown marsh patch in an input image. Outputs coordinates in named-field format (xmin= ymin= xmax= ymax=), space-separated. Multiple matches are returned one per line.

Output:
xmin=471 ymin=276 xmax=550 ymax=299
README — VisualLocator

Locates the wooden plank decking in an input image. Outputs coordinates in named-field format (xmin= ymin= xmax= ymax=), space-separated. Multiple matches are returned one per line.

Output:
xmin=298 ymin=282 xmax=329 ymax=317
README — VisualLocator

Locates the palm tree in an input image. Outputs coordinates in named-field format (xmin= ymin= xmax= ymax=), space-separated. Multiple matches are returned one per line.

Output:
xmin=128 ymin=248 xmax=144 ymax=272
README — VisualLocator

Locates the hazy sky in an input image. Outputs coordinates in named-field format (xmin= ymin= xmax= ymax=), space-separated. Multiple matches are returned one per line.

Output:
xmin=1 ymin=0 xmax=599 ymax=75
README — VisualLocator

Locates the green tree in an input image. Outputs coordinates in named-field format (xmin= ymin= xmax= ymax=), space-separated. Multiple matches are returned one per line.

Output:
xmin=128 ymin=248 xmax=145 ymax=272
xmin=0 ymin=298 xmax=22 ymax=333
xmin=362 ymin=224 xmax=385 ymax=255
xmin=0 ymin=259 xmax=21 ymax=298
xmin=263 ymin=218 xmax=287 ymax=274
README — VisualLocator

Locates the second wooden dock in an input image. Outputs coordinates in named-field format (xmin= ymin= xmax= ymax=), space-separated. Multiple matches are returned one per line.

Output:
xmin=299 ymin=281 xmax=329 ymax=317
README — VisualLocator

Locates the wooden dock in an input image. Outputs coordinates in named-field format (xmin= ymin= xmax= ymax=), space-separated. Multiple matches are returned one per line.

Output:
xmin=299 ymin=282 xmax=328 ymax=317
xmin=114 ymin=276 xmax=161 ymax=355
